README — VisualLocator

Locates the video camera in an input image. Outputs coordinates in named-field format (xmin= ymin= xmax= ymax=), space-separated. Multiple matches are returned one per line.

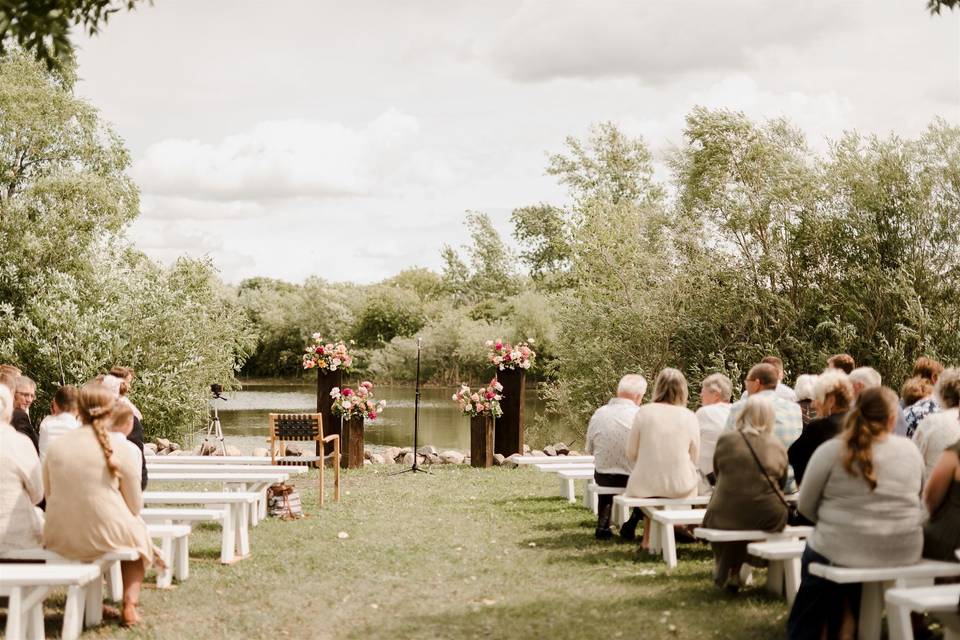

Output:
xmin=210 ymin=383 xmax=225 ymax=400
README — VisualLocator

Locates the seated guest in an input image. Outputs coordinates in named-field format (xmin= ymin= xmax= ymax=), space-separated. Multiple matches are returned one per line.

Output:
xmin=787 ymin=387 xmax=924 ymax=640
xmin=788 ymin=370 xmax=854 ymax=486
xmin=585 ymin=374 xmax=647 ymax=540
xmin=100 ymin=374 xmax=148 ymax=489
xmin=108 ymin=403 xmax=143 ymax=498
xmin=38 ymin=385 xmax=80 ymax=461
xmin=903 ymin=377 xmax=938 ymax=439
xmin=761 ymin=356 xmax=798 ymax=402
xmin=0 ymin=384 xmax=44 ymax=553
xmin=110 ymin=366 xmax=143 ymax=420
xmin=793 ymin=374 xmax=819 ymax=427
xmin=12 ymin=375 xmax=39 ymax=452
xmin=44 ymin=382 xmax=157 ymax=626
xmin=850 ymin=366 xmax=909 ymax=436
xmin=913 ymin=368 xmax=960 ymax=479
xmin=904 ymin=357 xmax=944 ymax=439
xmin=726 ymin=363 xmax=803 ymax=449
xmin=696 ymin=373 xmax=732 ymax=487
xmin=922 ymin=436 xmax=960 ymax=562
xmin=703 ymin=396 xmax=788 ymax=591
xmin=625 ymin=368 xmax=700 ymax=552
xmin=826 ymin=353 xmax=855 ymax=375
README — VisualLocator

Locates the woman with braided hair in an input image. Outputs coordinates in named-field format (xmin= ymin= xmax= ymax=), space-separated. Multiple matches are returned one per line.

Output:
xmin=43 ymin=382 xmax=156 ymax=626
xmin=786 ymin=386 xmax=924 ymax=639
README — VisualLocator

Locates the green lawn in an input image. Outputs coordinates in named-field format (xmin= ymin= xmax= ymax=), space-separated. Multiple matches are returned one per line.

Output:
xmin=31 ymin=466 xmax=790 ymax=639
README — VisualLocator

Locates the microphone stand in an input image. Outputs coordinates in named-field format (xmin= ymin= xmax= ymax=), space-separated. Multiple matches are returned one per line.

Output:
xmin=395 ymin=337 xmax=429 ymax=475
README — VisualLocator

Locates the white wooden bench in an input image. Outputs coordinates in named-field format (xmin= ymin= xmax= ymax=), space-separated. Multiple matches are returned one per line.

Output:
xmin=612 ymin=495 xmax=711 ymax=526
xmin=0 ymin=564 xmax=101 ymax=640
xmin=694 ymin=526 xmax=812 ymax=598
xmin=557 ymin=468 xmax=596 ymax=502
xmin=513 ymin=455 xmax=594 ymax=466
xmin=148 ymin=471 xmax=291 ymax=525
xmin=0 ymin=547 xmax=139 ymax=629
xmin=141 ymin=507 xmax=226 ymax=526
xmin=145 ymin=523 xmax=191 ymax=588
xmin=145 ymin=454 xmax=312 ymax=464
xmin=644 ymin=508 xmax=705 ymax=569
xmin=143 ymin=491 xmax=259 ymax=564
xmin=535 ymin=462 xmax=595 ymax=474
xmin=746 ymin=540 xmax=805 ymax=604
xmin=886 ymin=584 xmax=960 ymax=640
xmin=583 ymin=482 xmax=625 ymax=514
xmin=810 ymin=560 xmax=960 ymax=640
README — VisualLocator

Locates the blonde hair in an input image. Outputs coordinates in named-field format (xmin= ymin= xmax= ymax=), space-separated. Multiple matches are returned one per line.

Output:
xmin=652 ymin=368 xmax=688 ymax=406
xmin=78 ymin=383 xmax=120 ymax=479
xmin=735 ymin=396 xmax=776 ymax=435
xmin=701 ymin=373 xmax=732 ymax=403
xmin=813 ymin=369 xmax=854 ymax=413
xmin=109 ymin=403 xmax=134 ymax=433
xmin=843 ymin=386 xmax=898 ymax=491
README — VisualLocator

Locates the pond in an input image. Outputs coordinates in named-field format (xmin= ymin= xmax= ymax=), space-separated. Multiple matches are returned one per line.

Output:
xmin=212 ymin=378 xmax=572 ymax=453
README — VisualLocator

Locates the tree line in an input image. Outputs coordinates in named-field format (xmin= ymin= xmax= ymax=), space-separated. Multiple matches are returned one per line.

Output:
xmin=3 ymin=51 xmax=958 ymax=442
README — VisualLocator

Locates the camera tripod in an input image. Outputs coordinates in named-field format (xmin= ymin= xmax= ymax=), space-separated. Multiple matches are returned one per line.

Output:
xmin=206 ymin=394 xmax=228 ymax=455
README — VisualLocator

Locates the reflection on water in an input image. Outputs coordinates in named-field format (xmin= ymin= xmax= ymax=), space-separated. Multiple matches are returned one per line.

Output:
xmin=216 ymin=379 xmax=556 ymax=451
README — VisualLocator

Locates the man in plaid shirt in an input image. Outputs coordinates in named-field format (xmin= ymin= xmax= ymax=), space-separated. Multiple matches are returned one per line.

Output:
xmin=724 ymin=363 xmax=803 ymax=448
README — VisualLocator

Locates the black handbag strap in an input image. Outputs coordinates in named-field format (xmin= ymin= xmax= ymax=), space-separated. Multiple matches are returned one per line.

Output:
xmin=739 ymin=430 xmax=790 ymax=510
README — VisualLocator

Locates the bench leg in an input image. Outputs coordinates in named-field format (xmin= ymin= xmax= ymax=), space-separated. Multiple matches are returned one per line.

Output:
xmin=6 ymin=586 xmax=24 ymax=640
xmin=106 ymin=560 xmax=123 ymax=602
xmin=858 ymin=582 xmax=883 ymax=640
xmin=662 ymin=523 xmax=678 ymax=569
xmin=62 ymin=584 xmax=85 ymax=640
xmin=220 ymin=504 xmax=236 ymax=564
xmin=583 ymin=484 xmax=591 ymax=511
xmin=886 ymin=601 xmax=914 ymax=640
xmin=29 ymin=597 xmax=44 ymax=640
xmin=766 ymin=560 xmax=784 ymax=597
xmin=783 ymin=557 xmax=801 ymax=605
xmin=157 ymin=535 xmax=174 ymax=588
xmin=237 ymin=501 xmax=251 ymax=557
xmin=175 ymin=535 xmax=190 ymax=581
xmin=84 ymin=574 xmax=103 ymax=627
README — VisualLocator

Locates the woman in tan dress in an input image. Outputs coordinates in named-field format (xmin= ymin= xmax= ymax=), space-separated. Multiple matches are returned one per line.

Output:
xmin=43 ymin=382 xmax=155 ymax=626
xmin=625 ymin=368 xmax=700 ymax=552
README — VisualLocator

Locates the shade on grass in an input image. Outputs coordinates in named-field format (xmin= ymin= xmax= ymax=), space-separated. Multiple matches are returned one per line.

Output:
xmin=31 ymin=467 xmax=789 ymax=638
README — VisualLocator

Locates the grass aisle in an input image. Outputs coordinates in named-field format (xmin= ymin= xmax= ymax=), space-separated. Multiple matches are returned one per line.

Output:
xmin=79 ymin=467 xmax=789 ymax=639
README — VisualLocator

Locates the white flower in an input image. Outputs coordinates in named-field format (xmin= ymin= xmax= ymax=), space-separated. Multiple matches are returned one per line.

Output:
xmin=330 ymin=388 xmax=341 ymax=398
xmin=451 ymin=394 xmax=458 ymax=401
xmin=312 ymin=332 xmax=322 ymax=340
xmin=527 ymin=337 xmax=535 ymax=344
xmin=332 ymin=358 xmax=341 ymax=366
xmin=342 ymin=401 xmax=352 ymax=410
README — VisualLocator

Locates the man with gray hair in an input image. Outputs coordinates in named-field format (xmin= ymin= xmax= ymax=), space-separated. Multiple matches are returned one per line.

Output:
xmin=849 ymin=366 xmax=909 ymax=436
xmin=12 ymin=375 xmax=39 ymax=452
xmin=585 ymin=374 xmax=647 ymax=540
xmin=696 ymin=373 xmax=733 ymax=487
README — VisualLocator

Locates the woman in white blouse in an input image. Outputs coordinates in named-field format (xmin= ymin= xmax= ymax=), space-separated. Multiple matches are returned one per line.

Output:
xmin=625 ymin=368 xmax=700 ymax=552
xmin=0 ymin=383 xmax=44 ymax=553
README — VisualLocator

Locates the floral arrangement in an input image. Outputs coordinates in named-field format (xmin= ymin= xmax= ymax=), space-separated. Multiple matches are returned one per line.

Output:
xmin=453 ymin=378 xmax=504 ymax=417
xmin=331 ymin=381 xmax=385 ymax=422
xmin=303 ymin=335 xmax=353 ymax=372
xmin=485 ymin=338 xmax=536 ymax=371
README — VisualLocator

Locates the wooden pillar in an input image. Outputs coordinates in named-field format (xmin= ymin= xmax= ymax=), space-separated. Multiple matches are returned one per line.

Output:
xmin=470 ymin=414 xmax=494 ymax=468
xmin=316 ymin=369 xmax=343 ymax=459
xmin=340 ymin=416 xmax=365 ymax=469
xmin=495 ymin=368 xmax=525 ymax=457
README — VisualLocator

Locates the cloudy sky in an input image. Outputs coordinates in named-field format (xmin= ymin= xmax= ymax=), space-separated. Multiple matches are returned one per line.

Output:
xmin=73 ymin=1 xmax=960 ymax=284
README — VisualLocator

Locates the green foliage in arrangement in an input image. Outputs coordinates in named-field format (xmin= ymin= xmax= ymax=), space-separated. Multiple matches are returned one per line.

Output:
xmin=0 ymin=1 xmax=145 ymax=69
xmin=0 ymin=52 xmax=253 ymax=439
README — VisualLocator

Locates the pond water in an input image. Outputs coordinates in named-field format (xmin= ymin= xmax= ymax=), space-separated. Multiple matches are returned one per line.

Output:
xmin=213 ymin=378 xmax=565 ymax=452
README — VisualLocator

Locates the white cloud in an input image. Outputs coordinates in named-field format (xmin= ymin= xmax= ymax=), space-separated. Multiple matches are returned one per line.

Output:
xmin=132 ymin=109 xmax=452 ymax=201
xmin=481 ymin=0 xmax=853 ymax=84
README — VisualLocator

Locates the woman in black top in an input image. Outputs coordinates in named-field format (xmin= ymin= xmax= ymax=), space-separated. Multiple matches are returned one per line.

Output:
xmin=788 ymin=370 xmax=854 ymax=486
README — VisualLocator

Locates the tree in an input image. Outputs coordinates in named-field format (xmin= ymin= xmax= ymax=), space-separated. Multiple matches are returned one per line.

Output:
xmin=441 ymin=211 xmax=519 ymax=306
xmin=0 ymin=51 xmax=253 ymax=439
xmin=928 ymin=0 xmax=960 ymax=13
xmin=0 ymin=1 xmax=145 ymax=69
xmin=351 ymin=286 xmax=425 ymax=348
xmin=510 ymin=203 xmax=572 ymax=288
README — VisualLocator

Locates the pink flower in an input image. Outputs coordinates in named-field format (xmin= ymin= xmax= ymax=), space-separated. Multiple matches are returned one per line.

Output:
xmin=342 ymin=388 xmax=354 ymax=397
xmin=315 ymin=346 xmax=324 ymax=354
xmin=485 ymin=391 xmax=494 ymax=399
xmin=362 ymin=381 xmax=373 ymax=389
xmin=368 ymin=412 xmax=377 ymax=420
xmin=495 ymin=341 xmax=503 ymax=350
xmin=503 ymin=353 xmax=512 ymax=362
